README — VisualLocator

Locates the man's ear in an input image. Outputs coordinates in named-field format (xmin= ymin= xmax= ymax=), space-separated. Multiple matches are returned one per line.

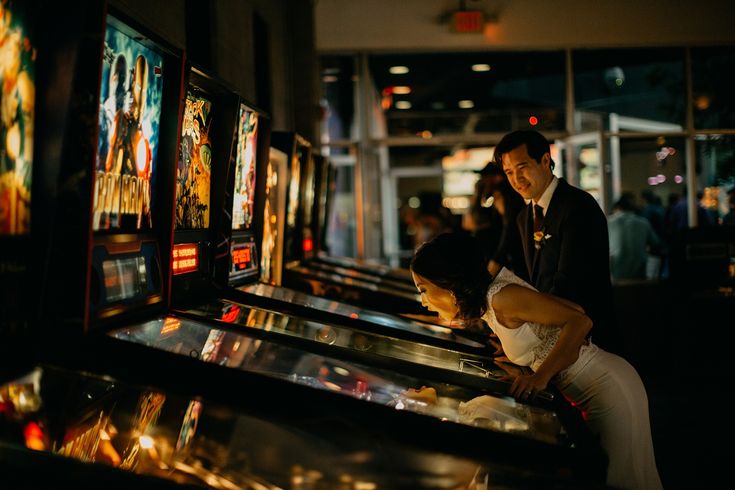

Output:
xmin=541 ymin=152 xmax=551 ymax=169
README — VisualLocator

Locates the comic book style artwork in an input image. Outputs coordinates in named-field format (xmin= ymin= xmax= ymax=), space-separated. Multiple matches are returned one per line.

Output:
xmin=0 ymin=1 xmax=36 ymax=236
xmin=176 ymin=91 xmax=212 ymax=229
xmin=93 ymin=21 xmax=164 ymax=232
xmin=231 ymin=106 xmax=258 ymax=231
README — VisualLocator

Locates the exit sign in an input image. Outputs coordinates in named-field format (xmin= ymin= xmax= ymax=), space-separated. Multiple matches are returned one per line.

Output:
xmin=453 ymin=11 xmax=483 ymax=33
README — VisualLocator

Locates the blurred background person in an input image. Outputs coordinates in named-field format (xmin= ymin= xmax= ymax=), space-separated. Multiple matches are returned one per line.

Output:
xmin=722 ymin=187 xmax=735 ymax=226
xmin=608 ymin=193 xmax=662 ymax=282
xmin=462 ymin=163 xmax=504 ymax=262
xmin=413 ymin=190 xmax=457 ymax=248
xmin=462 ymin=162 xmax=525 ymax=276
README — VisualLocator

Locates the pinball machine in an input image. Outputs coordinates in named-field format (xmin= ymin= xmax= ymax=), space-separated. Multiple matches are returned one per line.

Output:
xmin=269 ymin=131 xmax=426 ymax=314
xmin=0 ymin=0 xmax=38 ymax=359
xmin=1 ymin=3 xmax=607 ymax=487
xmin=311 ymin=153 xmax=416 ymax=287
xmin=216 ymin=131 xmax=487 ymax=356
xmin=92 ymin=46 xmax=606 ymax=487
xmin=147 ymin=92 xmax=609 ymax=483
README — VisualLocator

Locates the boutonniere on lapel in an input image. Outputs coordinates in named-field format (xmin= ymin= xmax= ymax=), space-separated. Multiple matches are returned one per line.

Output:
xmin=533 ymin=230 xmax=552 ymax=250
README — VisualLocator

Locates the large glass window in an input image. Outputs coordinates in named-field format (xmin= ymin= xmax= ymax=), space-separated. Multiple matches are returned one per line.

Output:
xmin=319 ymin=45 xmax=735 ymax=265
xmin=325 ymin=159 xmax=358 ymax=257
xmin=573 ymin=48 xmax=685 ymax=132
xmin=369 ymin=51 xmax=566 ymax=137
xmin=695 ymin=135 xmax=735 ymax=224
xmin=320 ymin=56 xmax=357 ymax=144
xmin=617 ymin=136 xmax=687 ymax=214
xmin=692 ymin=47 xmax=735 ymax=129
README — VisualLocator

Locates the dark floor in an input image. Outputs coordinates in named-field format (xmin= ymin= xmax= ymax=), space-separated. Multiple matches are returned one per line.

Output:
xmin=613 ymin=281 xmax=731 ymax=489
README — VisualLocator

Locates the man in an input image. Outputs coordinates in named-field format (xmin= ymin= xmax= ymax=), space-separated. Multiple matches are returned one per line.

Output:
xmin=608 ymin=193 xmax=661 ymax=281
xmin=494 ymin=130 xmax=622 ymax=354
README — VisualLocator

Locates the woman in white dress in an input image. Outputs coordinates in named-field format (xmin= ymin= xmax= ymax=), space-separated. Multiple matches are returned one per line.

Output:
xmin=411 ymin=232 xmax=662 ymax=490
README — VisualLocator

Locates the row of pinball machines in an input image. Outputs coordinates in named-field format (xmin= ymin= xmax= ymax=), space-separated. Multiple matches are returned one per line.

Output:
xmin=0 ymin=2 xmax=609 ymax=489
xmin=265 ymin=133 xmax=423 ymax=315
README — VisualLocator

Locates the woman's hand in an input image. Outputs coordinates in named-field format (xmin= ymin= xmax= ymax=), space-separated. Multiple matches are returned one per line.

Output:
xmin=493 ymin=355 xmax=532 ymax=380
xmin=509 ymin=373 xmax=550 ymax=401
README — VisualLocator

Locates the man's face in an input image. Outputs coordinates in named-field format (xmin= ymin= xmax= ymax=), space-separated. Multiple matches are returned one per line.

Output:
xmin=501 ymin=144 xmax=552 ymax=202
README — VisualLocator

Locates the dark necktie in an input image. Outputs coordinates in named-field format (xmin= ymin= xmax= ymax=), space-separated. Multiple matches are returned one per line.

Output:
xmin=533 ymin=204 xmax=544 ymax=233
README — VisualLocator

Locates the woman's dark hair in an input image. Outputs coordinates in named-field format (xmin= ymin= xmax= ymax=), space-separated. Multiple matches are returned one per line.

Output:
xmin=410 ymin=232 xmax=494 ymax=319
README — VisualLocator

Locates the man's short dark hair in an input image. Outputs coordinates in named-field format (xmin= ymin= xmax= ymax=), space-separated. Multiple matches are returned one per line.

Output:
xmin=493 ymin=130 xmax=555 ymax=171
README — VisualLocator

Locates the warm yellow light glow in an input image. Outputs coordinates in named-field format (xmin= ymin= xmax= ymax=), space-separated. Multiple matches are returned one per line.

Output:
xmin=389 ymin=65 xmax=409 ymax=74
xmin=139 ymin=435 xmax=154 ymax=449
xmin=458 ymin=100 xmax=474 ymax=109
xmin=392 ymin=86 xmax=411 ymax=95
xmin=395 ymin=101 xmax=412 ymax=110
xmin=472 ymin=63 xmax=491 ymax=72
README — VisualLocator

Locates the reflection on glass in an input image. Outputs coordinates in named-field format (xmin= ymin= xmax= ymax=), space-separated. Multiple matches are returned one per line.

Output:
xmin=260 ymin=148 xmax=287 ymax=285
xmin=307 ymin=260 xmax=417 ymax=293
xmin=102 ymin=256 xmax=147 ymax=302
xmin=695 ymin=135 xmax=735 ymax=224
xmin=617 ymin=137 xmax=686 ymax=223
xmin=284 ymin=150 xmax=302 ymax=262
xmin=573 ymin=48 xmax=684 ymax=132
xmin=186 ymin=297 xmax=495 ymax=375
xmin=109 ymin=315 xmax=565 ymax=445
xmin=320 ymin=56 xmax=356 ymax=144
xmin=692 ymin=47 xmax=735 ymax=130
xmin=367 ymin=51 xmax=565 ymax=137
xmin=325 ymin=163 xmax=357 ymax=257
xmin=238 ymin=282 xmax=481 ymax=348
xmin=0 ymin=366 xmax=488 ymax=489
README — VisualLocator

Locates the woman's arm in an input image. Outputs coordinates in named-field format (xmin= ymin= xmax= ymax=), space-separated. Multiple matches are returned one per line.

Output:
xmin=491 ymin=284 xmax=592 ymax=399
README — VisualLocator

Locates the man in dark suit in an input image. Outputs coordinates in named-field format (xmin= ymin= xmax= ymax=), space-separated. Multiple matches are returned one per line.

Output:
xmin=493 ymin=130 xmax=622 ymax=354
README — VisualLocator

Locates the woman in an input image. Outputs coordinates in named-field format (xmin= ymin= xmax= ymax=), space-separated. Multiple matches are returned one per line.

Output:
xmin=411 ymin=232 xmax=662 ymax=490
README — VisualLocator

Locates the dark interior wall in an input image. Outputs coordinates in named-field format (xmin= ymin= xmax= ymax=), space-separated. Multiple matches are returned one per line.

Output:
xmin=108 ymin=0 xmax=317 ymax=136
xmin=109 ymin=0 xmax=186 ymax=49
xmin=284 ymin=0 xmax=319 ymax=145
xmin=251 ymin=0 xmax=292 ymax=131
xmin=211 ymin=0 xmax=254 ymax=98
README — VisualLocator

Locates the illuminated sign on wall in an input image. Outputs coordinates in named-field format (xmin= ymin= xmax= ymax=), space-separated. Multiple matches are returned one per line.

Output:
xmin=172 ymin=243 xmax=199 ymax=275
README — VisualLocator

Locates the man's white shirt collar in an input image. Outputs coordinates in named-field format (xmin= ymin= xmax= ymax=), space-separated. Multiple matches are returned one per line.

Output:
xmin=525 ymin=176 xmax=558 ymax=217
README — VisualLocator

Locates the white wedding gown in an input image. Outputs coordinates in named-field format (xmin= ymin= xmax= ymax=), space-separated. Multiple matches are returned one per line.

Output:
xmin=483 ymin=268 xmax=663 ymax=490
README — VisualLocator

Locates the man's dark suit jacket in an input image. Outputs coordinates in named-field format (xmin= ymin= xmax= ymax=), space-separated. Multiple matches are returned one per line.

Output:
xmin=516 ymin=178 xmax=622 ymax=354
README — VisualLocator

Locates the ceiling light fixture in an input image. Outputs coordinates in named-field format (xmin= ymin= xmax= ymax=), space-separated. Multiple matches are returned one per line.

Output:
xmin=458 ymin=100 xmax=474 ymax=109
xmin=395 ymin=101 xmax=412 ymax=109
xmin=471 ymin=63 xmax=491 ymax=72
xmin=392 ymin=86 xmax=411 ymax=95
xmin=389 ymin=65 xmax=409 ymax=75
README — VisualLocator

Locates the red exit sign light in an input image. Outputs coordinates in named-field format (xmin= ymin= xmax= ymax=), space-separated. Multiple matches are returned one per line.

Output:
xmin=453 ymin=11 xmax=484 ymax=33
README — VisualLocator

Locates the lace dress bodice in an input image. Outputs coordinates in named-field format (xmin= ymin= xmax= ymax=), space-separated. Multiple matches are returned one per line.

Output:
xmin=481 ymin=268 xmax=597 ymax=379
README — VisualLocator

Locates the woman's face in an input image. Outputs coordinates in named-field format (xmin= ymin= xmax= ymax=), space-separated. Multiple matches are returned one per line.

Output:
xmin=412 ymin=271 xmax=458 ymax=321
